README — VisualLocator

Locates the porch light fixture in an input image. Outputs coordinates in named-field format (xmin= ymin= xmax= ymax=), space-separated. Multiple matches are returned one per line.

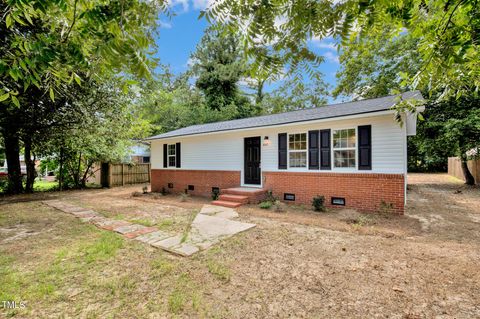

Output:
xmin=263 ymin=136 xmax=271 ymax=146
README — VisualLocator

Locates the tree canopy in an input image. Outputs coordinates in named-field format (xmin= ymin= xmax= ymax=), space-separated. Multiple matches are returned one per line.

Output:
xmin=208 ymin=0 xmax=479 ymax=101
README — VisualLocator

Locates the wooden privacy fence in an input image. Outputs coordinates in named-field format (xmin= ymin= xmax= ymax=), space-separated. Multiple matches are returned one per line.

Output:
xmin=101 ymin=163 xmax=151 ymax=187
xmin=448 ymin=157 xmax=480 ymax=184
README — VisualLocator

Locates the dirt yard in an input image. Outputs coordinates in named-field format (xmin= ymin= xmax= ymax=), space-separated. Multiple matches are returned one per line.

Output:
xmin=1 ymin=173 xmax=479 ymax=318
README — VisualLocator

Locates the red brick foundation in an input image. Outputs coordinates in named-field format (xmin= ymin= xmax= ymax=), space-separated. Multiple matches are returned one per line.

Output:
xmin=151 ymin=169 xmax=241 ymax=197
xmin=151 ymin=169 xmax=405 ymax=214
xmin=263 ymin=171 xmax=405 ymax=214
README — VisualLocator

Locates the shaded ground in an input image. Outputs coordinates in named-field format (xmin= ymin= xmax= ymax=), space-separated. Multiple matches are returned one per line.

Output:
xmin=1 ymin=174 xmax=479 ymax=318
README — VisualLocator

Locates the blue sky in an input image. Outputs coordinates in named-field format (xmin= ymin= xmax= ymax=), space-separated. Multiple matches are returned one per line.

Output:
xmin=155 ymin=1 xmax=342 ymax=103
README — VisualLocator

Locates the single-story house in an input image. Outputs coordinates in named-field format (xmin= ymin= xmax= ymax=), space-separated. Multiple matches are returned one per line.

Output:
xmin=146 ymin=91 xmax=424 ymax=213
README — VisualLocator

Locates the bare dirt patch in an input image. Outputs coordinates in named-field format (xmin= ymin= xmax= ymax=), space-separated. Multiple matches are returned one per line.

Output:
xmin=1 ymin=175 xmax=479 ymax=318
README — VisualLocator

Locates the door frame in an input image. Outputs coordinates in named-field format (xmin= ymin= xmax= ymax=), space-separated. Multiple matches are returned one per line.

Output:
xmin=243 ymin=136 xmax=262 ymax=186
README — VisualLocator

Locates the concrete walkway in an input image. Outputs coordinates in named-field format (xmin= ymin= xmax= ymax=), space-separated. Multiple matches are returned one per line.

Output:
xmin=43 ymin=201 xmax=255 ymax=256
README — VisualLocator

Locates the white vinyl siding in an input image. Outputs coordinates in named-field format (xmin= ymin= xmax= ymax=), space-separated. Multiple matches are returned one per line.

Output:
xmin=150 ymin=113 xmax=406 ymax=176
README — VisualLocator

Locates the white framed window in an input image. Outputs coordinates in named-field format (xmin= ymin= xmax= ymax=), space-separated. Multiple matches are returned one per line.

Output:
xmin=288 ymin=133 xmax=307 ymax=168
xmin=333 ymin=128 xmax=356 ymax=168
xmin=168 ymin=144 xmax=176 ymax=167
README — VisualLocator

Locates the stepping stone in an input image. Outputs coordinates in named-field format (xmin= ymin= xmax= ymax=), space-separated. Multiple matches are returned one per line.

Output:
xmin=135 ymin=230 xmax=172 ymax=245
xmin=199 ymin=204 xmax=239 ymax=219
xmin=71 ymin=210 xmax=98 ymax=217
xmin=96 ymin=219 xmax=131 ymax=231
xmin=123 ymin=226 xmax=158 ymax=239
xmin=113 ymin=224 xmax=145 ymax=235
xmin=171 ymin=243 xmax=200 ymax=256
xmin=62 ymin=206 xmax=91 ymax=214
xmin=151 ymin=234 xmax=183 ymax=250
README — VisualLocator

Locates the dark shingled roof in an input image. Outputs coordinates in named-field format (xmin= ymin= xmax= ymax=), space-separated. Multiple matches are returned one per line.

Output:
xmin=146 ymin=91 xmax=423 ymax=140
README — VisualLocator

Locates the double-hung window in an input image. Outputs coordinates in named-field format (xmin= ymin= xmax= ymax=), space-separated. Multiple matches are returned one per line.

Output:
xmin=333 ymin=128 xmax=356 ymax=168
xmin=288 ymin=133 xmax=307 ymax=168
xmin=168 ymin=144 xmax=176 ymax=167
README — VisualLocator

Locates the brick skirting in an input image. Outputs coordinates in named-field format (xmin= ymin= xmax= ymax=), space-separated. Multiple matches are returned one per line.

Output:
xmin=151 ymin=169 xmax=405 ymax=213
xmin=151 ymin=169 xmax=241 ymax=197
xmin=263 ymin=171 xmax=405 ymax=213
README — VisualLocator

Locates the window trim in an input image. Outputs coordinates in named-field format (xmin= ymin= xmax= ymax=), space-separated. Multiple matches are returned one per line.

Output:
xmin=331 ymin=127 xmax=357 ymax=169
xmin=167 ymin=144 xmax=176 ymax=167
xmin=287 ymin=132 xmax=308 ymax=168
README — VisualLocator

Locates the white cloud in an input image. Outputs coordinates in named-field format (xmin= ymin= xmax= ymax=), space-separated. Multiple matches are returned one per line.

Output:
xmin=324 ymin=51 xmax=339 ymax=63
xmin=158 ymin=20 xmax=172 ymax=29
xmin=192 ymin=0 xmax=213 ymax=10
xmin=166 ymin=0 xmax=189 ymax=12
xmin=315 ymin=41 xmax=337 ymax=50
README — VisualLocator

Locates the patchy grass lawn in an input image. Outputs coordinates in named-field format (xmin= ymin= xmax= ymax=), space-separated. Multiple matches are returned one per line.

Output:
xmin=1 ymin=174 xmax=480 ymax=318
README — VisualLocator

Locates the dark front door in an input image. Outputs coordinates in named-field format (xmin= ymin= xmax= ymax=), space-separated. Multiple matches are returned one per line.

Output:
xmin=244 ymin=136 xmax=261 ymax=185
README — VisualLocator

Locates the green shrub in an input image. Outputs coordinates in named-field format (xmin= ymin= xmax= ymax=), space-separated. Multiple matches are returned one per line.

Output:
xmin=211 ymin=188 xmax=220 ymax=200
xmin=259 ymin=201 xmax=272 ymax=209
xmin=312 ymin=195 xmax=326 ymax=212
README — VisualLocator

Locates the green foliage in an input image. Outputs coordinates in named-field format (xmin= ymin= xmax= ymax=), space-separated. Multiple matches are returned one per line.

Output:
xmin=312 ymin=195 xmax=326 ymax=212
xmin=334 ymin=32 xmax=421 ymax=100
xmin=211 ymin=188 xmax=220 ymax=200
xmin=134 ymin=71 xmax=240 ymax=136
xmin=212 ymin=0 xmax=479 ymax=102
xmin=260 ymin=75 xmax=330 ymax=114
xmin=0 ymin=0 xmax=164 ymax=193
xmin=190 ymin=27 xmax=258 ymax=117
xmin=259 ymin=201 xmax=272 ymax=209
xmin=206 ymin=259 xmax=231 ymax=282
xmin=0 ymin=0 xmax=164 ymax=106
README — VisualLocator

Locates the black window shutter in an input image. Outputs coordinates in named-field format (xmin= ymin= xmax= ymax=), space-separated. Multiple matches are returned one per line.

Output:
xmin=163 ymin=144 xmax=167 ymax=168
xmin=175 ymin=142 xmax=181 ymax=168
xmin=308 ymin=130 xmax=319 ymax=169
xmin=320 ymin=129 xmax=331 ymax=170
xmin=278 ymin=133 xmax=287 ymax=169
xmin=358 ymin=125 xmax=372 ymax=170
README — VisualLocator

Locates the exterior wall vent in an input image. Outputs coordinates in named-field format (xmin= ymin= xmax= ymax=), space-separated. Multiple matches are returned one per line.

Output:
xmin=188 ymin=185 xmax=194 ymax=191
xmin=168 ymin=183 xmax=174 ymax=189
xmin=284 ymin=193 xmax=295 ymax=201
xmin=331 ymin=197 xmax=346 ymax=206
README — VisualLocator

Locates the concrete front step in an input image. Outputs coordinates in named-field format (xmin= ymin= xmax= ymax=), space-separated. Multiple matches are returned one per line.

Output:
xmin=218 ymin=194 xmax=249 ymax=204
xmin=211 ymin=200 xmax=243 ymax=208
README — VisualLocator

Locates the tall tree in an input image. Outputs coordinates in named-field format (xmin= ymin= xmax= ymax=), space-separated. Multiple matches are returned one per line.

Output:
xmin=190 ymin=27 xmax=259 ymax=117
xmin=0 ymin=0 xmax=164 ymax=193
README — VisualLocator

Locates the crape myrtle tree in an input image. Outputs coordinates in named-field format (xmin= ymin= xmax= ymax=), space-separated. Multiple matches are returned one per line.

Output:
xmin=0 ymin=0 xmax=165 ymax=193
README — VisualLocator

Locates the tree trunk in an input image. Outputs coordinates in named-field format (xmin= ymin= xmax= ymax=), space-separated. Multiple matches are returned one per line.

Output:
xmin=255 ymin=79 xmax=265 ymax=105
xmin=461 ymin=158 xmax=475 ymax=185
xmin=59 ymin=147 xmax=64 ymax=191
xmin=2 ymin=128 xmax=23 ymax=194
xmin=24 ymin=136 xmax=36 ymax=193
